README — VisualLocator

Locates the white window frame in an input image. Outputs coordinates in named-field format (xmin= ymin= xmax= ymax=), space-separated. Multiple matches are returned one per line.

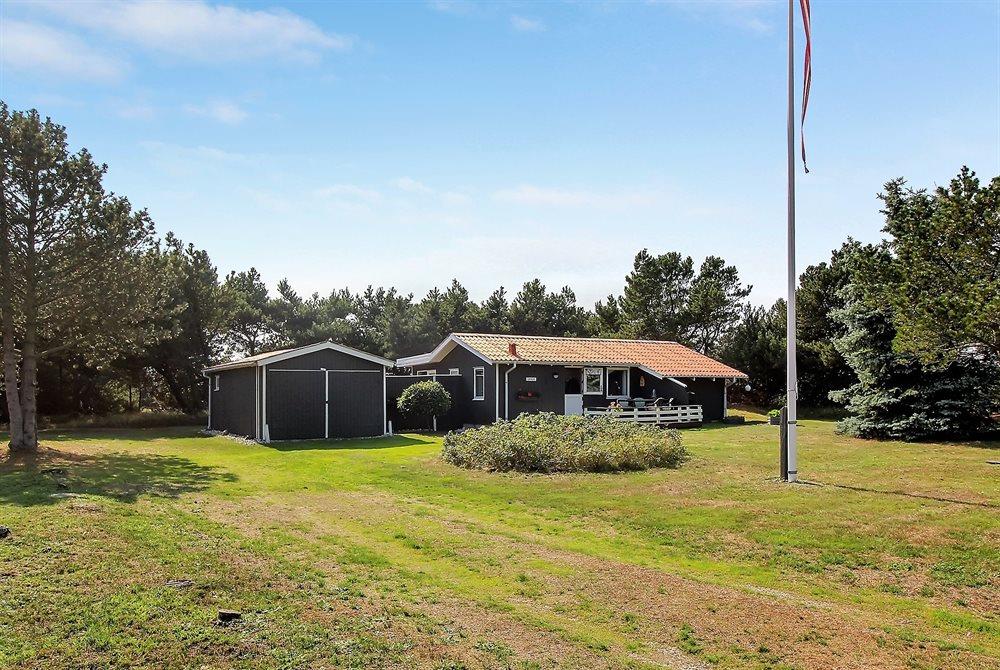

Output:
xmin=213 ymin=375 xmax=220 ymax=391
xmin=473 ymin=367 xmax=485 ymax=400
xmin=449 ymin=368 xmax=460 ymax=376
xmin=605 ymin=367 xmax=630 ymax=399
xmin=416 ymin=369 xmax=437 ymax=376
xmin=583 ymin=367 xmax=604 ymax=395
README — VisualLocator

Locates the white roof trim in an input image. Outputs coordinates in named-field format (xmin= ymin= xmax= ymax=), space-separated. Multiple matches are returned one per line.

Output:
xmin=205 ymin=341 xmax=393 ymax=372
xmin=666 ymin=377 xmax=689 ymax=388
xmin=259 ymin=341 xmax=393 ymax=368
xmin=397 ymin=334 xmax=495 ymax=368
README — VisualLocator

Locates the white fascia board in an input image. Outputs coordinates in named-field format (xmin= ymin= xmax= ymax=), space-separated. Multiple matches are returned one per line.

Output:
xmin=396 ymin=334 xmax=495 ymax=368
xmin=666 ymin=377 xmax=689 ymax=388
xmin=256 ymin=341 xmax=393 ymax=368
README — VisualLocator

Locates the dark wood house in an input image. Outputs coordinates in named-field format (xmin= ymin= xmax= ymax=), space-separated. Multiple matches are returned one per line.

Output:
xmin=396 ymin=333 xmax=747 ymax=425
xmin=203 ymin=341 xmax=394 ymax=442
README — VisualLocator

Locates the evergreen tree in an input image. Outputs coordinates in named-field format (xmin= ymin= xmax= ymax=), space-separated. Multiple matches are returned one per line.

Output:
xmin=619 ymin=250 xmax=695 ymax=342
xmin=477 ymin=287 xmax=511 ymax=333
xmin=223 ymin=267 xmax=278 ymax=357
xmin=1 ymin=105 xmax=155 ymax=450
xmin=830 ymin=246 xmax=999 ymax=440
xmin=880 ymin=167 xmax=1000 ymax=364
xmin=719 ymin=301 xmax=786 ymax=407
xmin=796 ymin=242 xmax=858 ymax=406
xmin=687 ymin=256 xmax=752 ymax=355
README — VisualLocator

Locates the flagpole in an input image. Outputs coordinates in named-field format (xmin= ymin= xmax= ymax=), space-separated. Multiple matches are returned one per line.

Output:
xmin=785 ymin=0 xmax=799 ymax=483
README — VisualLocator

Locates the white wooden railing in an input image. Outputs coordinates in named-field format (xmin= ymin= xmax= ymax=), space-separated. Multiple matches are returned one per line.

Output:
xmin=584 ymin=404 xmax=703 ymax=425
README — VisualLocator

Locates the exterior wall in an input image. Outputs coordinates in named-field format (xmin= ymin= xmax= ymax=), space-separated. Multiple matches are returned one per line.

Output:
xmin=411 ymin=345 xmax=496 ymax=426
xmin=502 ymin=364 xmax=567 ymax=418
xmin=209 ymin=366 xmax=257 ymax=438
xmin=629 ymin=369 xmax=691 ymax=405
xmin=269 ymin=349 xmax=382 ymax=372
xmin=265 ymin=369 xmax=325 ymax=440
xmin=327 ymin=369 xmax=385 ymax=437
xmin=685 ymin=378 xmax=727 ymax=421
xmin=386 ymin=374 xmax=466 ymax=431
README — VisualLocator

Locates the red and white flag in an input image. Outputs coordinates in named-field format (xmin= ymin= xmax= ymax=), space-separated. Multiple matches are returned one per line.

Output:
xmin=800 ymin=0 xmax=812 ymax=173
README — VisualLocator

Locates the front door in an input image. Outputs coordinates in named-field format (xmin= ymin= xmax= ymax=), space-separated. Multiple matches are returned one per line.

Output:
xmin=564 ymin=394 xmax=584 ymax=416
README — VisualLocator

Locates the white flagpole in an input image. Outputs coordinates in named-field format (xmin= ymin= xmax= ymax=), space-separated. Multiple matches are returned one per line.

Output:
xmin=785 ymin=0 xmax=799 ymax=483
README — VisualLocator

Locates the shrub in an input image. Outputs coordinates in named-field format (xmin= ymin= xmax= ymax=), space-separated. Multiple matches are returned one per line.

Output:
xmin=442 ymin=413 xmax=687 ymax=473
xmin=397 ymin=381 xmax=452 ymax=428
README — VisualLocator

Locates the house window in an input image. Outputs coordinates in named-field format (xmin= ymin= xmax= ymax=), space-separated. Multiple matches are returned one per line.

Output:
xmin=606 ymin=368 xmax=629 ymax=398
xmin=213 ymin=375 xmax=220 ymax=391
xmin=583 ymin=367 xmax=603 ymax=395
xmin=416 ymin=369 xmax=437 ymax=376
xmin=449 ymin=368 xmax=460 ymax=376
xmin=473 ymin=367 xmax=485 ymax=400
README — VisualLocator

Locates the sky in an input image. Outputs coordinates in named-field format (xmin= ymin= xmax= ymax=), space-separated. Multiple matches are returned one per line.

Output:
xmin=1 ymin=0 xmax=998 ymax=308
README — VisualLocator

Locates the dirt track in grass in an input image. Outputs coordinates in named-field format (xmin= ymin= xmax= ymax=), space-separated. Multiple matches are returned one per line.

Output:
xmin=201 ymin=490 xmax=992 ymax=670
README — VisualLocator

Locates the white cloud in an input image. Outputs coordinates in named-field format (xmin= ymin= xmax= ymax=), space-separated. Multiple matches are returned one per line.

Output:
xmin=648 ymin=0 xmax=776 ymax=34
xmin=510 ymin=15 xmax=545 ymax=33
xmin=116 ymin=102 xmax=156 ymax=120
xmin=493 ymin=184 xmax=659 ymax=208
xmin=183 ymin=100 xmax=248 ymax=124
xmin=392 ymin=176 xmax=434 ymax=194
xmin=36 ymin=0 xmax=353 ymax=63
xmin=427 ymin=1 xmax=474 ymax=15
xmin=0 ymin=19 xmax=124 ymax=81
xmin=314 ymin=184 xmax=383 ymax=202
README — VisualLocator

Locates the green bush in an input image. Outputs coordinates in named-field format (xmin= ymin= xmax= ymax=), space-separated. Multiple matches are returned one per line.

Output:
xmin=397 ymin=381 xmax=452 ymax=427
xmin=442 ymin=413 xmax=687 ymax=473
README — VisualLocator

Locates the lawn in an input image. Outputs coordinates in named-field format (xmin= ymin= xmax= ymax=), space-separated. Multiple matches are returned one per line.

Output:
xmin=0 ymin=414 xmax=997 ymax=670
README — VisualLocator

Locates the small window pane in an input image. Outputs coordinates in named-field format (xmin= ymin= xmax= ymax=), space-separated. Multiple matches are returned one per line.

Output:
xmin=607 ymin=369 xmax=628 ymax=397
xmin=473 ymin=368 xmax=485 ymax=400
xmin=584 ymin=368 xmax=603 ymax=394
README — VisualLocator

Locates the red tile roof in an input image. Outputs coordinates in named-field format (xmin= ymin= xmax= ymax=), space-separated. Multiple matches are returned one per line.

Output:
xmin=450 ymin=333 xmax=747 ymax=379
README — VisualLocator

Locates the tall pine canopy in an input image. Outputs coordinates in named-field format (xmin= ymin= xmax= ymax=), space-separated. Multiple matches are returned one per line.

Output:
xmin=1 ymin=105 xmax=155 ymax=451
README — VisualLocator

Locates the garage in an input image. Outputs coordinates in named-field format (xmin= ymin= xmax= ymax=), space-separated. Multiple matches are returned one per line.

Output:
xmin=204 ymin=341 xmax=393 ymax=442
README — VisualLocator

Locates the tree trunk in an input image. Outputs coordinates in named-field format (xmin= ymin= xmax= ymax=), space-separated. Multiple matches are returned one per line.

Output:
xmin=0 ymin=154 xmax=24 ymax=451
xmin=157 ymin=366 xmax=194 ymax=413
xmin=1 ymin=332 xmax=23 ymax=451
xmin=15 ymin=174 xmax=39 ymax=452
xmin=18 ymin=318 xmax=38 ymax=451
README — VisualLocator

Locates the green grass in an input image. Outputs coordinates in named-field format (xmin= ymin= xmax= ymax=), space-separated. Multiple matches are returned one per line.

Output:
xmin=0 ymin=414 xmax=996 ymax=669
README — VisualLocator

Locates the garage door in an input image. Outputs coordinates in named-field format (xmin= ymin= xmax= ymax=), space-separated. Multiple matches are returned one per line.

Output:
xmin=265 ymin=370 xmax=325 ymax=440
xmin=328 ymin=370 xmax=384 ymax=438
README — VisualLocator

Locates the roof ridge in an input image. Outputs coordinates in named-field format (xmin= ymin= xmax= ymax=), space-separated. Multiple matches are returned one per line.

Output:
xmin=453 ymin=332 xmax=680 ymax=345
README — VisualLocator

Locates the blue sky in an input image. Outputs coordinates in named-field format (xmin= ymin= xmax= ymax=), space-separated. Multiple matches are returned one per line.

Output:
xmin=2 ymin=0 xmax=998 ymax=307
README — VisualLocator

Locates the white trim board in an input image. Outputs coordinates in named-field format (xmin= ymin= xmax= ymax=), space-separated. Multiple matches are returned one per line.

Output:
xmin=204 ymin=340 xmax=393 ymax=373
xmin=396 ymin=334 xmax=495 ymax=368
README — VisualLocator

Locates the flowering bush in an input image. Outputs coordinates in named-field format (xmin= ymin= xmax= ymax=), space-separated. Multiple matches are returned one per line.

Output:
xmin=442 ymin=413 xmax=687 ymax=473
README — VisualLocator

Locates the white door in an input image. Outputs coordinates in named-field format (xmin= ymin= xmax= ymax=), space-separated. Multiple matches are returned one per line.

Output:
xmin=564 ymin=394 xmax=584 ymax=416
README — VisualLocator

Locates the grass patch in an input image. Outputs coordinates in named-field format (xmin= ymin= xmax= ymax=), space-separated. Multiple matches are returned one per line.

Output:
xmin=0 ymin=416 xmax=997 ymax=669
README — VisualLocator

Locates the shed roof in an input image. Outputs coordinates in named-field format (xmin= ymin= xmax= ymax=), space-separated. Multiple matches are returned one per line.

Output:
xmin=397 ymin=333 xmax=747 ymax=379
xmin=204 ymin=341 xmax=394 ymax=373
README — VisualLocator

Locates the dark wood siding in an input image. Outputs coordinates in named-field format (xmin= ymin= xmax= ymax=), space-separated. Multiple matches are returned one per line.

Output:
xmin=265 ymin=370 xmax=325 ymax=440
xmin=209 ymin=366 xmax=257 ymax=438
xmin=412 ymin=345 xmax=496 ymax=426
xmin=328 ymin=370 xmax=384 ymax=438
xmin=386 ymin=375 xmax=466 ymax=431
xmin=686 ymin=378 xmax=727 ymax=421
xmin=269 ymin=349 xmax=382 ymax=372
xmin=502 ymin=364 xmax=566 ymax=418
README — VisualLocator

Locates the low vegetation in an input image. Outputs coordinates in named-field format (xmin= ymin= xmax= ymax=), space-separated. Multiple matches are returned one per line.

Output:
xmin=0 ymin=414 xmax=997 ymax=668
xmin=396 ymin=380 xmax=452 ymax=428
xmin=442 ymin=413 xmax=687 ymax=473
